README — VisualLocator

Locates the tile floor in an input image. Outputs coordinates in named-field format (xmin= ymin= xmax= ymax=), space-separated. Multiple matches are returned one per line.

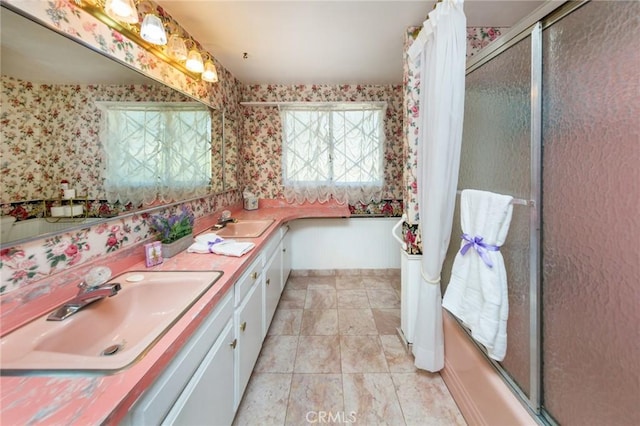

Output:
xmin=232 ymin=270 xmax=467 ymax=426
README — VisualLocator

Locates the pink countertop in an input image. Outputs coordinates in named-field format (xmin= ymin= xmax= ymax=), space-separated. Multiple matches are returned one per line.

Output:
xmin=0 ymin=202 xmax=349 ymax=425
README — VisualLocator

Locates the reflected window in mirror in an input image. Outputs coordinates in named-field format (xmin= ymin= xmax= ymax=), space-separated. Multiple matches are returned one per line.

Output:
xmin=98 ymin=102 xmax=212 ymax=206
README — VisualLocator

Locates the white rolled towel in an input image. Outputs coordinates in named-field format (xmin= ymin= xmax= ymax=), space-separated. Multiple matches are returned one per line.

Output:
xmin=210 ymin=240 xmax=255 ymax=257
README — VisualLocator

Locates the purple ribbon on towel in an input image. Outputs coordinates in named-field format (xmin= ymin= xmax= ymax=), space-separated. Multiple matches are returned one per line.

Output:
xmin=207 ymin=237 xmax=225 ymax=253
xmin=460 ymin=234 xmax=500 ymax=268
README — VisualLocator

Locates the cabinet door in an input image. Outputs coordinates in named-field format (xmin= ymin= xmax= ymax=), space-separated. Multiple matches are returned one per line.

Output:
xmin=263 ymin=245 xmax=282 ymax=338
xmin=281 ymin=228 xmax=291 ymax=292
xmin=162 ymin=319 xmax=236 ymax=426
xmin=235 ymin=280 xmax=263 ymax=409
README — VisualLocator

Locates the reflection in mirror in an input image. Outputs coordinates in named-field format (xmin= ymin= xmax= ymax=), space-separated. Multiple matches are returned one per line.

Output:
xmin=0 ymin=6 xmax=223 ymax=247
xmin=223 ymin=114 xmax=239 ymax=191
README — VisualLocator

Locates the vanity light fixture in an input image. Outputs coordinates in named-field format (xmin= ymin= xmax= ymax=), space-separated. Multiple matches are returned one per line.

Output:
xmin=140 ymin=13 xmax=167 ymax=45
xmin=104 ymin=0 xmax=138 ymax=24
xmin=167 ymin=34 xmax=188 ymax=61
xmin=186 ymin=48 xmax=204 ymax=74
xmin=74 ymin=0 xmax=218 ymax=83
xmin=201 ymin=56 xmax=219 ymax=83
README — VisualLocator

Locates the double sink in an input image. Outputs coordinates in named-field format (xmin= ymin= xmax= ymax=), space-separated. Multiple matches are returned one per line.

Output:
xmin=0 ymin=219 xmax=275 ymax=375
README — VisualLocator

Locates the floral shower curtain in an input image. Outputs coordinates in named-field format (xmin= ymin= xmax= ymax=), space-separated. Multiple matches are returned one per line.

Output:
xmin=407 ymin=0 xmax=466 ymax=372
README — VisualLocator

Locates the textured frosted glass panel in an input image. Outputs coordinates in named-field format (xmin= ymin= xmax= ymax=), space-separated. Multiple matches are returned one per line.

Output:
xmin=541 ymin=2 xmax=640 ymax=424
xmin=442 ymin=36 xmax=532 ymax=396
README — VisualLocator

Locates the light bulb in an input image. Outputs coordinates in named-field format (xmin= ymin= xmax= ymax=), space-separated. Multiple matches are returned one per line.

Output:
xmin=105 ymin=0 xmax=138 ymax=24
xmin=167 ymin=35 xmax=188 ymax=61
xmin=202 ymin=60 xmax=219 ymax=83
xmin=185 ymin=49 xmax=204 ymax=73
xmin=140 ymin=14 xmax=167 ymax=45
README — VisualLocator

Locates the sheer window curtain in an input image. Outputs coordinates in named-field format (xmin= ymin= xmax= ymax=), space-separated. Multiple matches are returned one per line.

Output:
xmin=407 ymin=0 xmax=466 ymax=372
xmin=98 ymin=102 xmax=211 ymax=206
xmin=280 ymin=103 xmax=386 ymax=205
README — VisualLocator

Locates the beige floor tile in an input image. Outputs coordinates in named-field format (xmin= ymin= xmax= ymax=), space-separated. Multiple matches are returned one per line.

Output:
xmin=337 ymin=289 xmax=370 ymax=309
xmin=232 ymin=373 xmax=292 ymax=426
xmin=304 ymin=275 xmax=337 ymax=287
xmin=254 ymin=335 xmax=299 ymax=373
xmin=336 ymin=275 xmax=365 ymax=290
xmin=305 ymin=285 xmax=338 ymax=309
xmin=367 ymin=288 xmax=401 ymax=309
xmin=380 ymin=335 xmax=417 ymax=373
xmin=300 ymin=309 xmax=339 ymax=335
xmin=285 ymin=374 xmax=344 ymax=425
xmin=343 ymin=373 xmax=405 ymax=426
xmin=268 ymin=309 xmax=303 ymax=336
xmin=235 ymin=270 xmax=466 ymax=426
xmin=372 ymin=308 xmax=401 ymax=335
xmin=279 ymin=288 xmax=307 ymax=309
xmin=362 ymin=275 xmax=396 ymax=289
xmin=285 ymin=275 xmax=311 ymax=290
xmin=294 ymin=336 xmax=341 ymax=373
xmin=338 ymin=309 xmax=378 ymax=335
xmin=340 ymin=335 xmax=389 ymax=373
xmin=392 ymin=372 xmax=467 ymax=426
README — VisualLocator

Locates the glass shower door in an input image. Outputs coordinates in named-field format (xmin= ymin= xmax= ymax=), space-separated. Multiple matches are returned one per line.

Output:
xmin=541 ymin=1 xmax=640 ymax=424
xmin=442 ymin=32 xmax=536 ymax=403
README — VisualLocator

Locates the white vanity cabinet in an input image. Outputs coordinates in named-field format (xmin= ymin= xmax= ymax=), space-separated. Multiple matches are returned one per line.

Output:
xmin=125 ymin=224 xmax=293 ymax=426
xmin=234 ymin=257 xmax=264 ymax=409
xmin=263 ymin=241 xmax=282 ymax=338
xmin=162 ymin=319 xmax=235 ymax=425
xmin=281 ymin=225 xmax=291 ymax=292
xmin=123 ymin=290 xmax=235 ymax=426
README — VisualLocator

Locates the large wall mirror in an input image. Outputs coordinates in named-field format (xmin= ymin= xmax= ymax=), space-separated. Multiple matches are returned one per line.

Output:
xmin=0 ymin=5 xmax=226 ymax=247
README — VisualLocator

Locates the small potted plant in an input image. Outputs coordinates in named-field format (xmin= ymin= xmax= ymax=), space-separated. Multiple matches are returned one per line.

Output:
xmin=150 ymin=205 xmax=195 ymax=258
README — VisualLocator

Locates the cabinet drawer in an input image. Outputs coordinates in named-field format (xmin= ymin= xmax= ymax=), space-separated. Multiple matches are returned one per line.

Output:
xmin=234 ymin=256 xmax=262 ymax=306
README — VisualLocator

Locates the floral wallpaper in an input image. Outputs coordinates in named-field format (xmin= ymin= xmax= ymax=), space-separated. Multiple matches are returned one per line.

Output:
xmin=239 ymin=84 xmax=404 ymax=203
xmin=0 ymin=0 xmax=242 ymax=296
xmin=0 ymin=0 xmax=506 ymax=299
xmin=0 ymin=190 xmax=241 ymax=295
xmin=402 ymin=26 xmax=505 ymax=250
xmin=0 ymin=76 xmax=207 ymax=204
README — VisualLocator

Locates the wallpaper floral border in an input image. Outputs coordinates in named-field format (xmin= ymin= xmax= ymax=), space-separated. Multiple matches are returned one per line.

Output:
xmin=239 ymin=84 xmax=404 ymax=203
xmin=0 ymin=191 xmax=241 ymax=295
xmin=0 ymin=0 xmax=242 ymax=296
xmin=402 ymin=26 xmax=505 ymax=250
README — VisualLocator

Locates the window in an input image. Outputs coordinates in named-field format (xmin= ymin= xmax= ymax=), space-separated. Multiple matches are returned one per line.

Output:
xmin=98 ymin=102 xmax=211 ymax=206
xmin=280 ymin=103 xmax=386 ymax=204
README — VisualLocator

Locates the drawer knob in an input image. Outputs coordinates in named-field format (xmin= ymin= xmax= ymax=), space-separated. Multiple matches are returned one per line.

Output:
xmin=229 ymin=339 xmax=237 ymax=349
xmin=282 ymin=248 xmax=287 ymax=253
xmin=241 ymin=321 xmax=247 ymax=332
xmin=266 ymin=278 xmax=271 ymax=286
xmin=251 ymin=272 xmax=258 ymax=280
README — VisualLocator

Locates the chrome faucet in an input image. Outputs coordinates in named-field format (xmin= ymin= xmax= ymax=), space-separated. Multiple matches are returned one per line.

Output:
xmin=213 ymin=211 xmax=237 ymax=229
xmin=47 ymin=281 xmax=121 ymax=321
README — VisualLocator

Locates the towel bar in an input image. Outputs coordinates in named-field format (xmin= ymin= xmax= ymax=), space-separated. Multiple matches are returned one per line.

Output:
xmin=456 ymin=190 xmax=533 ymax=206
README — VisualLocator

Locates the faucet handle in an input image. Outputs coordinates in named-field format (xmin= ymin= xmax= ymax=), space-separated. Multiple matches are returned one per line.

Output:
xmin=84 ymin=266 xmax=112 ymax=288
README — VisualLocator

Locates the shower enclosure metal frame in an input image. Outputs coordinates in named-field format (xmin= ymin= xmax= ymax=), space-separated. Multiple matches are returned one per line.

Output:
xmin=458 ymin=1 xmax=587 ymax=421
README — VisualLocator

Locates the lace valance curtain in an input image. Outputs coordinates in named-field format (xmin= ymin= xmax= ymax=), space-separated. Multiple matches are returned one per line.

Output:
xmin=280 ymin=103 xmax=386 ymax=205
xmin=98 ymin=102 xmax=211 ymax=206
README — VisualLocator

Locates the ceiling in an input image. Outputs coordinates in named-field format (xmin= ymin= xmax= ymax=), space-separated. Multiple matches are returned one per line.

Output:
xmin=156 ymin=0 xmax=545 ymax=85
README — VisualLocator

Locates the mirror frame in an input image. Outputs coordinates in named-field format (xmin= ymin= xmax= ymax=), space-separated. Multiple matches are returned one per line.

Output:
xmin=0 ymin=2 xmax=236 ymax=249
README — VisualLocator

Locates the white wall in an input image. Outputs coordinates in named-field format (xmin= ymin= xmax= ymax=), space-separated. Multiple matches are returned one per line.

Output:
xmin=289 ymin=217 xmax=401 ymax=270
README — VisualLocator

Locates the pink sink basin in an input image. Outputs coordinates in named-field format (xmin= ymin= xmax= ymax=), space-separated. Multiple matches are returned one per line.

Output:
xmin=214 ymin=219 xmax=275 ymax=238
xmin=0 ymin=270 xmax=222 ymax=375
